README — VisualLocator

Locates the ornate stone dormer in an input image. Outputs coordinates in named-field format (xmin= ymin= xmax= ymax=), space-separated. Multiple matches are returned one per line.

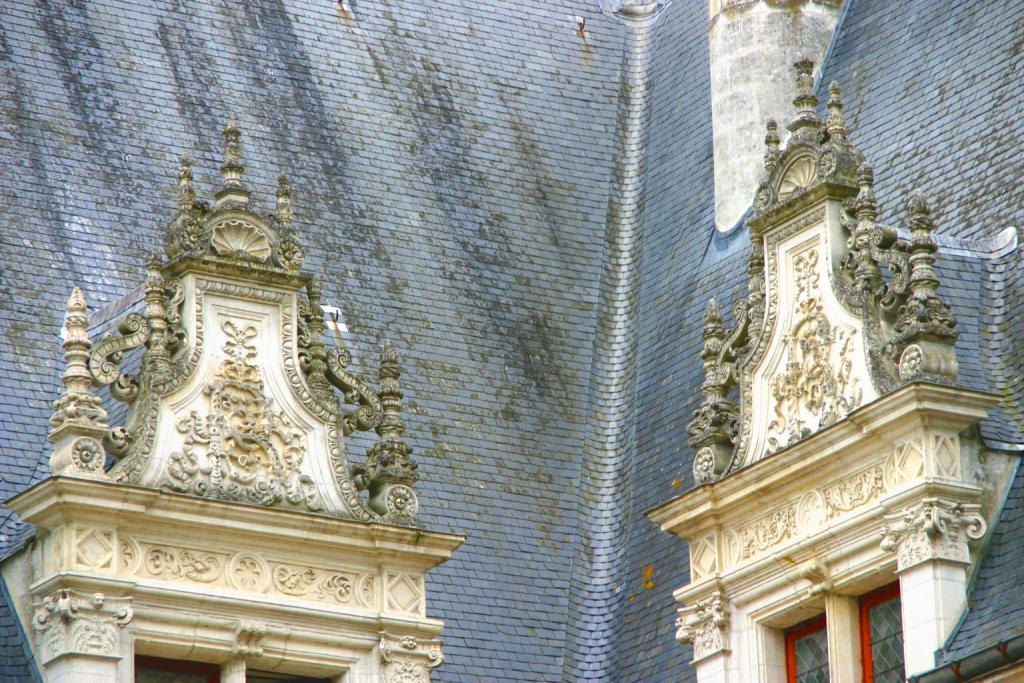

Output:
xmin=649 ymin=61 xmax=1002 ymax=683
xmin=63 ymin=122 xmax=419 ymax=525
xmin=688 ymin=60 xmax=962 ymax=484
xmin=9 ymin=123 xmax=461 ymax=683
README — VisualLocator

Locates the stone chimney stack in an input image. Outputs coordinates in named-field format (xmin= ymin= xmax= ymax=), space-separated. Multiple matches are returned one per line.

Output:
xmin=709 ymin=0 xmax=842 ymax=231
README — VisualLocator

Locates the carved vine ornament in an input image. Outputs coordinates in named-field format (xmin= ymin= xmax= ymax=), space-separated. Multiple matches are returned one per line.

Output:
xmin=688 ymin=59 xmax=960 ymax=484
xmin=48 ymin=122 xmax=421 ymax=525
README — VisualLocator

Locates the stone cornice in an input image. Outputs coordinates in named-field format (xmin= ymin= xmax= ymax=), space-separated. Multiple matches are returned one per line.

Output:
xmin=7 ymin=477 xmax=464 ymax=569
xmin=648 ymin=383 xmax=998 ymax=538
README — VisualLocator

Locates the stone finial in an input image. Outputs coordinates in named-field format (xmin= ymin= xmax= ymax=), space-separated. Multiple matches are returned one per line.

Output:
xmin=825 ymin=81 xmax=847 ymax=142
xmin=790 ymin=57 xmax=821 ymax=136
xmin=142 ymin=256 xmax=173 ymax=382
xmin=688 ymin=298 xmax=739 ymax=484
xmin=177 ymin=156 xmax=196 ymax=211
xmin=763 ymin=119 xmax=781 ymax=173
xmin=847 ymin=163 xmax=882 ymax=292
xmin=891 ymin=191 xmax=958 ymax=380
xmin=276 ymin=175 xmax=304 ymax=270
xmin=217 ymin=120 xmax=249 ymax=206
xmin=49 ymin=288 xmax=109 ymax=478
xmin=276 ymin=175 xmax=294 ymax=227
xmin=364 ymin=340 xmax=419 ymax=521
xmin=303 ymin=278 xmax=331 ymax=398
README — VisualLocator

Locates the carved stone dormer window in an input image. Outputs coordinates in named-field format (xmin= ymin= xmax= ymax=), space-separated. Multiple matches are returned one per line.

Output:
xmin=649 ymin=60 xmax=1003 ymax=683
xmin=4 ymin=122 xmax=462 ymax=683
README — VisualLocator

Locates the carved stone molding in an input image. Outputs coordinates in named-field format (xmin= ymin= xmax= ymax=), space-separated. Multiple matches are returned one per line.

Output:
xmin=676 ymin=592 xmax=730 ymax=662
xmin=31 ymin=589 xmax=132 ymax=665
xmin=880 ymin=498 xmax=986 ymax=572
xmin=380 ymin=632 xmax=443 ymax=683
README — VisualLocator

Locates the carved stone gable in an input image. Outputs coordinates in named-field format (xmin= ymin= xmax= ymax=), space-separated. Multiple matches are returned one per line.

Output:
xmin=48 ymin=122 xmax=423 ymax=526
xmin=687 ymin=60 xmax=960 ymax=483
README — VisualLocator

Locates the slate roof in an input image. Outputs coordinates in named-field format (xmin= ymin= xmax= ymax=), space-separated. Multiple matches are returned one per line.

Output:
xmin=0 ymin=1 xmax=630 ymax=680
xmin=1 ymin=0 xmax=1023 ymax=681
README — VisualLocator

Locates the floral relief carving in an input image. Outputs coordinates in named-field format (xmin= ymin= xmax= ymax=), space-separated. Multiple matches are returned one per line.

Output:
xmin=272 ymin=564 xmax=357 ymax=604
xmin=228 ymin=553 xmax=271 ymax=593
xmin=765 ymin=247 xmax=863 ymax=455
xmin=880 ymin=499 xmax=986 ymax=571
xmin=676 ymin=592 xmax=730 ymax=662
xmin=822 ymin=465 xmax=884 ymax=518
xmin=739 ymin=507 xmax=796 ymax=561
xmin=118 ymin=536 xmax=380 ymax=606
xmin=144 ymin=547 xmax=224 ymax=583
xmin=32 ymin=590 xmax=132 ymax=665
xmin=164 ymin=319 xmax=323 ymax=512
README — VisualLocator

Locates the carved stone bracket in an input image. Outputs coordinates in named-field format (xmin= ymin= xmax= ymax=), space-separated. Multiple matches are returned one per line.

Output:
xmin=379 ymin=632 xmax=443 ymax=683
xmin=880 ymin=498 xmax=986 ymax=572
xmin=676 ymin=592 xmax=730 ymax=663
xmin=231 ymin=621 xmax=267 ymax=657
xmin=31 ymin=589 xmax=132 ymax=665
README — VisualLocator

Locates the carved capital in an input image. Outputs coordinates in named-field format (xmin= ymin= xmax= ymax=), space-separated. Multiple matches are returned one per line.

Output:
xmin=380 ymin=632 xmax=443 ymax=682
xmin=880 ymin=498 xmax=986 ymax=571
xmin=676 ymin=592 xmax=730 ymax=662
xmin=32 ymin=589 xmax=132 ymax=665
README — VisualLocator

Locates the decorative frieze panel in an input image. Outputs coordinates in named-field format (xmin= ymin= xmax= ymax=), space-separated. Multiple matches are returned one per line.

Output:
xmin=686 ymin=433 xmax=967 ymax=579
xmin=880 ymin=498 xmax=986 ymax=571
xmin=380 ymin=633 xmax=443 ymax=683
xmin=44 ymin=529 xmax=396 ymax=612
xmin=32 ymin=589 xmax=132 ymax=665
xmin=676 ymin=592 xmax=730 ymax=662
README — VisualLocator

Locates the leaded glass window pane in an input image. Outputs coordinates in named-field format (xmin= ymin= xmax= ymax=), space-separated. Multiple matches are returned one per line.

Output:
xmin=869 ymin=597 xmax=905 ymax=683
xmin=795 ymin=627 xmax=830 ymax=683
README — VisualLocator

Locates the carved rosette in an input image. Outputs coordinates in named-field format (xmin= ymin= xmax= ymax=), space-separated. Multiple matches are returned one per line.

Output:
xmin=31 ymin=590 xmax=133 ymax=665
xmin=380 ymin=633 xmax=443 ymax=683
xmin=880 ymin=498 xmax=986 ymax=572
xmin=676 ymin=592 xmax=730 ymax=662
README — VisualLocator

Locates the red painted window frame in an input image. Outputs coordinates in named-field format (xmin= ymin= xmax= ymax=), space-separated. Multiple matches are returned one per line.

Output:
xmin=785 ymin=614 xmax=828 ymax=683
xmin=135 ymin=655 xmax=221 ymax=683
xmin=859 ymin=582 xmax=902 ymax=683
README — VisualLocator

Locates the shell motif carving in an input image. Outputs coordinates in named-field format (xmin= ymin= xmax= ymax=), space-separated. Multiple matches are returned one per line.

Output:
xmin=211 ymin=219 xmax=271 ymax=262
xmin=777 ymin=156 xmax=818 ymax=202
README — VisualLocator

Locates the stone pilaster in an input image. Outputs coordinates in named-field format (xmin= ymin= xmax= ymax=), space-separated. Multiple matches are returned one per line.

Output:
xmin=677 ymin=592 xmax=730 ymax=663
xmin=880 ymin=498 xmax=985 ymax=676
xmin=379 ymin=633 xmax=443 ymax=683
xmin=32 ymin=589 xmax=132 ymax=682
